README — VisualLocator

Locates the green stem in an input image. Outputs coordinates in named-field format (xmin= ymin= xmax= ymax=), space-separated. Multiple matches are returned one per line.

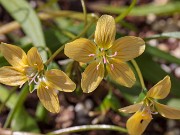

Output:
xmin=131 ymin=59 xmax=146 ymax=91
xmin=45 ymin=45 xmax=64 ymax=66
xmin=115 ymin=0 xmax=137 ymax=23
xmin=61 ymin=29 xmax=76 ymax=39
xmin=3 ymin=84 xmax=29 ymax=128
xmin=40 ymin=10 xmax=96 ymax=21
xmin=47 ymin=124 xmax=127 ymax=135
xmin=45 ymin=19 xmax=96 ymax=66
xmin=81 ymin=0 xmax=87 ymax=28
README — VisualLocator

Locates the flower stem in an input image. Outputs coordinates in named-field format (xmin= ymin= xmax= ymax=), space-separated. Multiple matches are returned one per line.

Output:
xmin=45 ymin=19 xmax=96 ymax=66
xmin=3 ymin=84 xmax=29 ymax=128
xmin=115 ymin=0 xmax=137 ymax=23
xmin=45 ymin=45 xmax=64 ymax=66
xmin=131 ymin=59 xmax=146 ymax=91
xmin=81 ymin=0 xmax=87 ymax=28
xmin=47 ymin=124 xmax=127 ymax=135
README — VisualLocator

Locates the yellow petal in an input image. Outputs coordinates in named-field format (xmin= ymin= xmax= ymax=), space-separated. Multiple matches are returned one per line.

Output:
xmin=64 ymin=38 xmax=97 ymax=63
xmin=81 ymin=62 xmax=104 ymax=93
xmin=45 ymin=69 xmax=76 ymax=92
xmin=0 ymin=66 xmax=28 ymax=86
xmin=110 ymin=36 xmax=145 ymax=62
xmin=37 ymin=81 xmax=60 ymax=113
xmin=95 ymin=15 xmax=116 ymax=49
xmin=27 ymin=47 xmax=44 ymax=71
xmin=107 ymin=59 xmax=136 ymax=87
xmin=146 ymin=76 xmax=171 ymax=99
xmin=119 ymin=103 xmax=142 ymax=113
xmin=155 ymin=102 xmax=180 ymax=119
xmin=0 ymin=42 xmax=28 ymax=67
xmin=127 ymin=110 xmax=152 ymax=135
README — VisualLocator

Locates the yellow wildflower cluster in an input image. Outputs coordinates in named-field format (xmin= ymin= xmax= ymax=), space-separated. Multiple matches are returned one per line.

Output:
xmin=65 ymin=15 xmax=145 ymax=93
xmin=0 ymin=14 xmax=180 ymax=135
xmin=0 ymin=43 xmax=76 ymax=113
xmin=119 ymin=76 xmax=180 ymax=135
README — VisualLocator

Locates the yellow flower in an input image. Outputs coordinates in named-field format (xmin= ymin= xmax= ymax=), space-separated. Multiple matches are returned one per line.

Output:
xmin=0 ymin=43 xmax=76 ymax=113
xmin=64 ymin=15 xmax=145 ymax=93
xmin=119 ymin=76 xmax=180 ymax=135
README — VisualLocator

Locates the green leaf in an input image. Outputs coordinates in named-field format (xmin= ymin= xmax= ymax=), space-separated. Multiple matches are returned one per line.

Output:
xmin=0 ymin=85 xmax=40 ymax=132
xmin=29 ymin=83 xmax=35 ymax=93
xmin=99 ymin=92 xmax=120 ymax=113
xmin=90 ymin=2 xmax=180 ymax=16
xmin=11 ymin=107 xmax=39 ymax=132
xmin=167 ymin=98 xmax=180 ymax=109
xmin=44 ymin=28 xmax=69 ymax=53
xmin=136 ymin=53 xmax=180 ymax=97
xmin=35 ymin=102 xmax=47 ymax=122
xmin=146 ymin=45 xmax=180 ymax=65
xmin=0 ymin=85 xmax=17 ymax=109
xmin=145 ymin=31 xmax=180 ymax=40
xmin=135 ymin=91 xmax=147 ymax=103
xmin=0 ymin=0 xmax=47 ymax=61
xmin=112 ymin=83 xmax=140 ymax=104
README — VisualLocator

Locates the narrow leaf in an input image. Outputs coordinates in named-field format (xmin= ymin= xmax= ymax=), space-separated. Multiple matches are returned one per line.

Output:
xmin=136 ymin=53 xmax=180 ymax=97
xmin=89 ymin=2 xmax=180 ymax=16
xmin=0 ymin=85 xmax=40 ymax=132
xmin=0 ymin=0 xmax=47 ymax=60
xmin=146 ymin=45 xmax=180 ymax=65
xmin=145 ymin=32 xmax=180 ymax=40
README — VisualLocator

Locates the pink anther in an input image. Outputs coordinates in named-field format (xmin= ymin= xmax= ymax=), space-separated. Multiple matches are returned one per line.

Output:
xmin=103 ymin=56 xmax=107 ymax=64
xmin=88 ymin=54 xmax=95 ymax=57
xmin=109 ymin=51 xmax=117 ymax=57
xmin=111 ymin=64 xmax=114 ymax=70
xmin=96 ymin=62 xmax=101 ymax=70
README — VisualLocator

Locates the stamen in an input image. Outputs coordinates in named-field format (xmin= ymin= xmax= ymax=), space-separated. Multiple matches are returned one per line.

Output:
xmin=19 ymin=83 xmax=24 ymax=88
xmin=141 ymin=104 xmax=158 ymax=116
xmin=28 ymin=72 xmax=39 ymax=85
xmin=151 ymin=111 xmax=158 ymax=115
xmin=103 ymin=56 xmax=107 ymax=64
xmin=108 ymin=51 xmax=117 ymax=58
xmin=100 ymin=48 xmax=104 ymax=51
xmin=142 ymin=107 xmax=151 ymax=116
xmin=96 ymin=61 xmax=101 ymax=70
xmin=33 ymin=76 xmax=39 ymax=84
xmin=88 ymin=54 xmax=95 ymax=57
xmin=111 ymin=64 xmax=114 ymax=70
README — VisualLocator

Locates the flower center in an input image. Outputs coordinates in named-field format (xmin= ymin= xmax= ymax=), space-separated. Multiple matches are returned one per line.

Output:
xmin=88 ymin=48 xmax=117 ymax=70
xmin=142 ymin=98 xmax=158 ymax=116
xmin=25 ymin=66 xmax=40 ymax=85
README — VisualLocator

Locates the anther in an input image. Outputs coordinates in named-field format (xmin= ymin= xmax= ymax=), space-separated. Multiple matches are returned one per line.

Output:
xmin=111 ymin=64 xmax=114 ymax=70
xmin=108 ymin=51 xmax=117 ymax=57
xmin=100 ymin=48 xmax=104 ymax=51
xmin=88 ymin=54 xmax=95 ymax=57
xmin=96 ymin=62 xmax=101 ymax=70
xmin=28 ymin=72 xmax=39 ymax=85
xmin=151 ymin=111 xmax=158 ymax=115
xmin=103 ymin=56 xmax=107 ymax=64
